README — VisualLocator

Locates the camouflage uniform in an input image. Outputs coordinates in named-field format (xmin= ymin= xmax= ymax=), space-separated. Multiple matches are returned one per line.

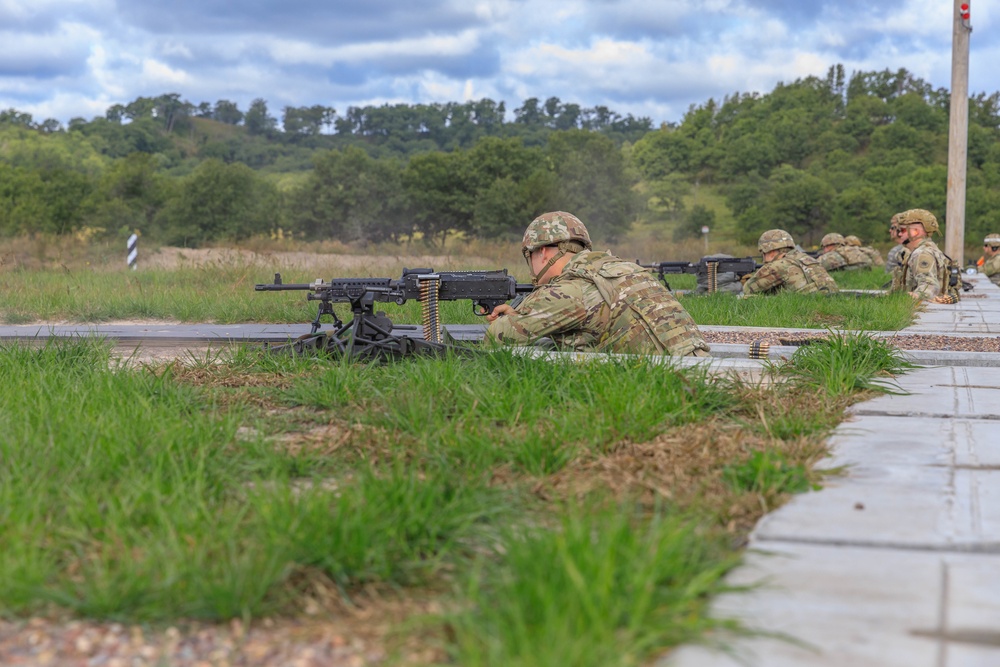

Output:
xmin=889 ymin=209 xmax=959 ymax=301
xmin=885 ymin=244 xmax=907 ymax=274
xmin=981 ymin=234 xmax=1000 ymax=286
xmin=897 ymin=238 xmax=954 ymax=300
xmin=818 ymin=234 xmax=874 ymax=271
xmin=743 ymin=229 xmax=839 ymax=296
xmin=486 ymin=250 xmax=710 ymax=356
xmin=846 ymin=235 xmax=886 ymax=268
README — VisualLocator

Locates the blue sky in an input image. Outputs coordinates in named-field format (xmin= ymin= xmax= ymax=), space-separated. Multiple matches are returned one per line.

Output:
xmin=1 ymin=0 xmax=996 ymax=127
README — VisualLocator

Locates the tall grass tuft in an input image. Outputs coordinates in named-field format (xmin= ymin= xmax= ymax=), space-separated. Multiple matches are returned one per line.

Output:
xmin=446 ymin=501 xmax=738 ymax=667
xmin=779 ymin=331 xmax=915 ymax=397
xmin=283 ymin=350 xmax=739 ymax=475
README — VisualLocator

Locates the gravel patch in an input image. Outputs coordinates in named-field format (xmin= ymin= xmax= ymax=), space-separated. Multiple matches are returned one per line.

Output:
xmin=701 ymin=330 xmax=1000 ymax=353
xmin=0 ymin=617 xmax=386 ymax=667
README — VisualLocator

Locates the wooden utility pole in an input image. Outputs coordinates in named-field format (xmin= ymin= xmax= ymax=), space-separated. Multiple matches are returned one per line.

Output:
xmin=946 ymin=1 xmax=972 ymax=264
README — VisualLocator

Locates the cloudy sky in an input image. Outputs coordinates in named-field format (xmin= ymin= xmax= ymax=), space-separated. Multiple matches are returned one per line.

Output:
xmin=1 ymin=0 xmax=996 ymax=128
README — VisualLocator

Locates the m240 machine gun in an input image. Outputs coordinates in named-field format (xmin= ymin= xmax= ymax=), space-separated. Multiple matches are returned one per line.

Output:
xmin=636 ymin=256 xmax=760 ymax=292
xmin=255 ymin=268 xmax=534 ymax=359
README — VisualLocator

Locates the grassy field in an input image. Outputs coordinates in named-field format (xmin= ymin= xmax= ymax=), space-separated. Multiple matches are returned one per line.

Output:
xmin=0 ymin=239 xmax=920 ymax=663
xmin=0 ymin=334 xmax=913 ymax=665
xmin=0 ymin=259 xmax=916 ymax=332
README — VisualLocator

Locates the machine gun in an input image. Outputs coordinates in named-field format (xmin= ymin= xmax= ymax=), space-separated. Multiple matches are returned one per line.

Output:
xmin=636 ymin=256 xmax=760 ymax=292
xmin=255 ymin=268 xmax=534 ymax=359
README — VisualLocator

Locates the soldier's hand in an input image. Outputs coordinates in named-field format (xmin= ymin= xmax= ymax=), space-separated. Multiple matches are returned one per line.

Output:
xmin=740 ymin=273 xmax=752 ymax=283
xmin=486 ymin=304 xmax=515 ymax=322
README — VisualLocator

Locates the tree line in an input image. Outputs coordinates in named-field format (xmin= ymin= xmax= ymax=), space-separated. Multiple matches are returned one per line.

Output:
xmin=3 ymin=65 xmax=1000 ymax=250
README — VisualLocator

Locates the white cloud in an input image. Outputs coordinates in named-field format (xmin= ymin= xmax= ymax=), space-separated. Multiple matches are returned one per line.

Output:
xmin=264 ymin=29 xmax=483 ymax=67
xmin=140 ymin=59 xmax=190 ymax=86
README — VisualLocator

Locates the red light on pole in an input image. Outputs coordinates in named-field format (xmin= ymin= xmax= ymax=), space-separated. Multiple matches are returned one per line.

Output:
xmin=960 ymin=2 xmax=972 ymax=30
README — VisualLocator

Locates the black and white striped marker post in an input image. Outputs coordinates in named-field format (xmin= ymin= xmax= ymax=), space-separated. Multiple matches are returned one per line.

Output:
xmin=126 ymin=233 xmax=138 ymax=271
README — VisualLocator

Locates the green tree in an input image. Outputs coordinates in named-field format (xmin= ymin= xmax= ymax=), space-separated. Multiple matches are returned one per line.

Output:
xmin=631 ymin=128 xmax=694 ymax=180
xmin=673 ymin=204 xmax=716 ymax=242
xmin=463 ymin=137 xmax=554 ymax=238
xmin=290 ymin=147 xmax=410 ymax=243
xmin=403 ymin=150 xmax=473 ymax=246
xmin=646 ymin=173 xmax=691 ymax=220
xmin=244 ymin=98 xmax=277 ymax=136
xmin=213 ymin=100 xmax=244 ymax=125
xmin=738 ymin=166 xmax=834 ymax=246
xmin=544 ymin=130 xmax=638 ymax=242
xmin=83 ymin=153 xmax=171 ymax=237
xmin=155 ymin=159 xmax=279 ymax=245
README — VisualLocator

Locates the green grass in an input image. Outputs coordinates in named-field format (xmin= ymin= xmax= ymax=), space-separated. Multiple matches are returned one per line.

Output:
xmin=0 ymin=331 xmax=913 ymax=664
xmin=679 ymin=291 xmax=915 ymax=331
xmin=830 ymin=267 xmax=893 ymax=290
xmin=446 ymin=502 xmax=738 ymax=667
xmin=780 ymin=330 xmax=915 ymax=396
xmin=1 ymin=263 xmax=914 ymax=333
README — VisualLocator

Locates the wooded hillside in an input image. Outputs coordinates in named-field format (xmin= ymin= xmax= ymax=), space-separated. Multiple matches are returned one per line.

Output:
xmin=2 ymin=65 xmax=999 ymax=251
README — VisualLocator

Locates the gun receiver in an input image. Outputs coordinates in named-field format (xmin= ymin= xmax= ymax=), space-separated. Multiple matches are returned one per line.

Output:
xmin=636 ymin=256 xmax=760 ymax=292
xmin=255 ymin=268 xmax=534 ymax=359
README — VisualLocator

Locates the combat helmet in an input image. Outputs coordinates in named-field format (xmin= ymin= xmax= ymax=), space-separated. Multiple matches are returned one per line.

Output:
xmin=985 ymin=233 xmax=1000 ymax=247
xmin=896 ymin=209 xmax=939 ymax=234
xmin=521 ymin=211 xmax=592 ymax=285
xmin=821 ymin=233 xmax=846 ymax=247
xmin=845 ymin=235 xmax=863 ymax=246
xmin=521 ymin=211 xmax=592 ymax=258
xmin=757 ymin=229 xmax=796 ymax=254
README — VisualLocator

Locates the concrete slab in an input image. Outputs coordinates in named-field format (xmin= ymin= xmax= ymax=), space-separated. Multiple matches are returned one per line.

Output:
xmin=823 ymin=415 xmax=1000 ymax=470
xmin=663 ymin=544 xmax=1000 ymax=667
xmin=667 ymin=278 xmax=1000 ymax=667
xmin=851 ymin=367 xmax=1000 ymax=420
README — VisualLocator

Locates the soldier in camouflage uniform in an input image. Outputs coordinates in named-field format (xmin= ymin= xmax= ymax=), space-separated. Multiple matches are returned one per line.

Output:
xmin=818 ymin=233 xmax=874 ymax=271
xmin=485 ymin=212 xmax=710 ymax=356
xmin=742 ymin=229 xmax=839 ymax=295
xmin=845 ymin=235 xmax=886 ymax=267
xmin=885 ymin=215 xmax=908 ymax=274
xmin=980 ymin=233 xmax=1000 ymax=286
xmin=891 ymin=209 xmax=960 ymax=302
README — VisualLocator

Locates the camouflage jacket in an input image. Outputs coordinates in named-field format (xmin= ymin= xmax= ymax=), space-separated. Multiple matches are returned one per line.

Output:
xmin=486 ymin=251 xmax=710 ymax=356
xmin=982 ymin=253 xmax=1000 ymax=286
xmin=819 ymin=245 xmax=873 ymax=271
xmin=860 ymin=246 xmax=885 ymax=267
xmin=885 ymin=244 xmax=907 ymax=274
xmin=896 ymin=238 xmax=957 ymax=300
xmin=743 ymin=249 xmax=839 ymax=296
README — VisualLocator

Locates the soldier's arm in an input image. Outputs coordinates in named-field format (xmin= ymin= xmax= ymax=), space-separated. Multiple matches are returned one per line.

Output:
xmin=742 ymin=264 xmax=783 ymax=295
xmin=910 ymin=251 xmax=942 ymax=300
xmin=983 ymin=255 xmax=1000 ymax=277
xmin=486 ymin=283 xmax=591 ymax=344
